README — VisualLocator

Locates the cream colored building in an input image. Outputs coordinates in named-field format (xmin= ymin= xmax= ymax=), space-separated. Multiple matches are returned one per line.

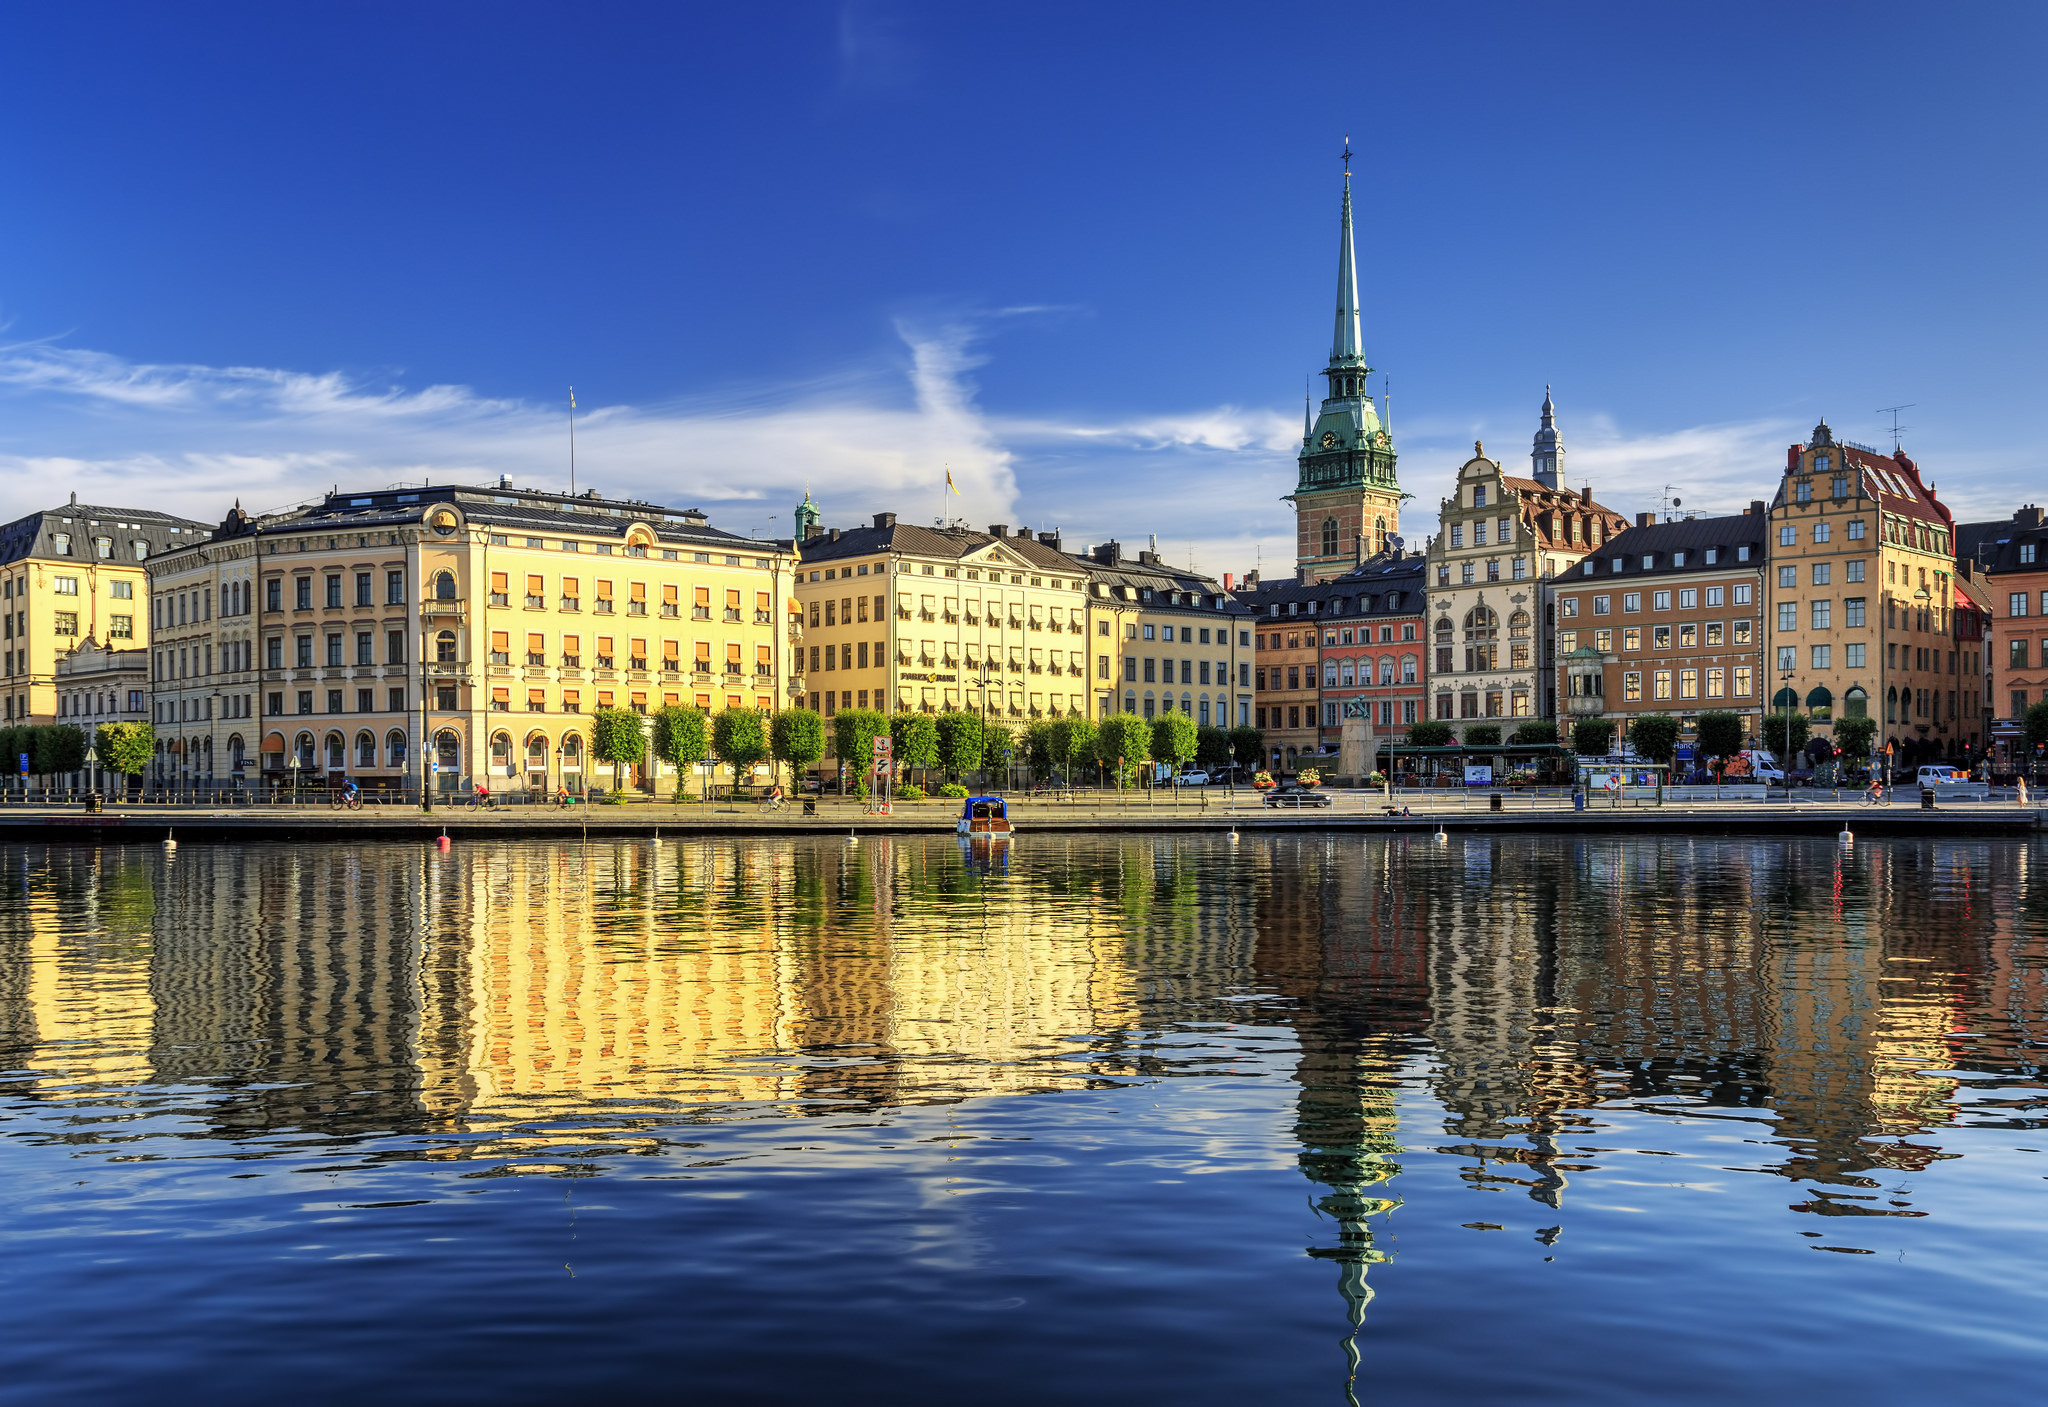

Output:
xmin=0 ymin=495 xmax=205 ymax=726
xmin=793 ymin=513 xmax=1091 ymax=730
xmin=1077 ymin=540 xmax=1253 ymax=727
xmin=149 ymin=482 xmax=796 ymax=795
xmin=1424 ymin=421 xmax=1630 ymax=734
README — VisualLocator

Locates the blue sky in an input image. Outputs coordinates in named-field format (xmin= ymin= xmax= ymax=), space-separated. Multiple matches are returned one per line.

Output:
xmin=2 ymin=2 xmax=2043 ymax=573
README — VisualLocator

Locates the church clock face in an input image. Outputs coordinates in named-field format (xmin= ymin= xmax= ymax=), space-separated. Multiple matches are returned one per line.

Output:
xmin=1320 ymin=431 xmax=1337 ymax=449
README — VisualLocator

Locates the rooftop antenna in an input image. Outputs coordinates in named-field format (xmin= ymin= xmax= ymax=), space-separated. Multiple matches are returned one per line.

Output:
xmin=1659 ymin=485 xmax=1686 ymax=522
xmin=1382 ymin=373 xmax=1391 ymax=437
xmin=1877 ymin=404 xmax=1915 ymax=450
xmin=568 ymin=387 xmax=578 ymax=497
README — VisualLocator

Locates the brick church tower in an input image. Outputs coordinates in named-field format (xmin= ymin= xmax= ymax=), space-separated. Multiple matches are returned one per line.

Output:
xmin=1286 ymin=145 xmax=1401 ymax=582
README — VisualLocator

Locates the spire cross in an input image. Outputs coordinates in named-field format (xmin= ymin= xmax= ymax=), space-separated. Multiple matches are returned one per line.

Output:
xmin=1341 ymin=134 xmax=1353 ymax=181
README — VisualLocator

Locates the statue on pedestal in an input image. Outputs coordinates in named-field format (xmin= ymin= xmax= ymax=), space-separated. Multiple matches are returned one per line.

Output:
xmin=1338 ymin=696 xmax=1376 ymax=781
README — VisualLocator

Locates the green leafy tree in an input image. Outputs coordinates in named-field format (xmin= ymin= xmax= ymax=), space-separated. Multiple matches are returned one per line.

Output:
xmin=36 ymin=724 xmax=87 ymax=778
xmin=1409 ymin=719 xmax=1453 ymax=748
xmin=1761 ymin=711 xmax=1810 ymax=758
xmin=1695 ymin=710 xmax=1745 ymax=765
xmin=1228 ymin=725 xmax=1264 ymax=768
xmin=832 ymin=708 xmax=888 ymax=790
xmin=652 ymin=705 xmax=710 ymax=799
xmin=1096 ymin=713 xmax=1151 ymax=789
xmin=1832 ymin=715 xmax=1876 ymax=768
xmin=0 ymin=725 xmax=29 ymax=783
xmin=1048 ymin=716 xmax=1097 ymax=781
xmin=890 ymin=711 xmax=940 ymax=788
xmin=1569 ymin=718 xmax=1614 ymax=756
xmin=712 ymin=707 xmax=770 ymax=796
xmin=2024 ymin=699 xmax=2048 ymax=754
xmin=1195 ymin=725 xmax=1232 ymax=769
xmin=770 ymin=708 xmax=826 ymax=789
xmin=1629 ymin=714 xmax=1681 ymax=766
xmin=1020 ymin=718 xmax=1057 ymax=778
xmin=1462 ymin=723 xmax=1502 ymax=747
xmin=96 ymin=721 xmax=156 ymax=790
xmin=590 ymin=707 xmax=647 ymax=796
xmin=1508 ymin=720 xmax=1557 ymax=746
xmin=1151 ymin=711 xmax=1197 ymax=774
xmin=979 ymin=720 xmax=1015 ymax=779
xmin=935 ymin=710 xmax=984 ymax=781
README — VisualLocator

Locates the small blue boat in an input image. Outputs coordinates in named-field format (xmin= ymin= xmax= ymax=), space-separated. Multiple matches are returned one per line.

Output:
xmin=957 ymin=795 xmax=1013 ymax=837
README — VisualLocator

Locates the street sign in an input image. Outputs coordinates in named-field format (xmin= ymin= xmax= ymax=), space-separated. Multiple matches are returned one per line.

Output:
xmin=17 ymin=753 xmax=27 ymax=775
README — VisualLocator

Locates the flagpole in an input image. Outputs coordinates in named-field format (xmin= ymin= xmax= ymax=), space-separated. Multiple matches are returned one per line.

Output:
xmin=569 ymin=387 xmax=577 ymax=498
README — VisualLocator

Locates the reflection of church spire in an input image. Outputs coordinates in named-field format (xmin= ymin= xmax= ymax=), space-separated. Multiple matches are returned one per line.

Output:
xmin=1293 ymin=1030 xmax=1405 ymax=1405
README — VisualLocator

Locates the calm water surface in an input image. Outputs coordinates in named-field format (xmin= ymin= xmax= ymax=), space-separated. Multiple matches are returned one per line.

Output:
xmin=1 ymin=834 xmax=2044 ymax=1404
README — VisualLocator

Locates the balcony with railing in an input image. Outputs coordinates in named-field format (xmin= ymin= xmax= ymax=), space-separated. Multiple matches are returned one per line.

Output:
xmin=561 ymin=654 xmax=581 ymax=668
xmin=526 ymin=652 xmax=547 ymax=666
xmin=420 ymin=596 xmax=465 ymax=620
xmin=489 ymin=650 xmax=510 ymax=665
xmin=595 ymin=654 xmax=614 ymax=669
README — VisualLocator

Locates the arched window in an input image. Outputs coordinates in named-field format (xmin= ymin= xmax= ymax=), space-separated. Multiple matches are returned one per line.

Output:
xmin=1463 ymin=605 xmax=1498 ymax=635
xmin=387 ymin=730 xmax=409 ymax=768
xmin=560 ymin=734 xmax=583 ymax=770
xmin=526 ymin=735 xmax=549 ymax=772
xmin=1374 ymin=517 xmax=1387 ymax=553
xmin=434 ymin=571 xmax=457 ymax=600
xmin=294 ymin=732 xmax=315 ymax=766
xmin=1508 ymin=609 xmax=1531 ymax=637
xmin=1321 ymin=518 xmax=1339 ymax=557
xmin=490 ymin=731 xmax=513 ymax=776
xmin=436 ymin=630 xmax=457 ymax=663
xmin=325 ymin=733 xmax=346 ymax=771
xmin=1885 ymin=686 xmax=1898 ymax=723
xmin=227 ymin=734 xmax=245 ymax=769
xmin=1434 ymin=616 xmax=1453 ymax=643
xmin=1844 ymin=687 xmax=1868 ymax=720
xmin=356 ymin=731 xmax=377 ymax=769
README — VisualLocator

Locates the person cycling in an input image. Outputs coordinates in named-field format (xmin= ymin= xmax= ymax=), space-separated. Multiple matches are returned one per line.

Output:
xmin=342 ymin=777 xmax=361 ymax=809
xmin=1863 ymin=774 xmax=1886 ymax=805
xmin=761 ymin=783 xmax=787 ymax=810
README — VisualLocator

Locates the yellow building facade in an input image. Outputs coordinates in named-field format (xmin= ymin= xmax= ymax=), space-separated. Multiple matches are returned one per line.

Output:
xmin=149 ymin=483 xmax=796 ymax=794
xmin=0 ymin=496 xmax=206 ymax=726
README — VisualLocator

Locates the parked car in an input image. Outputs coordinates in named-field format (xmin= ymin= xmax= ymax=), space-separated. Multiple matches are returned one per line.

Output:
xmin=1210 ymin=766 xmax=1253 ymax=785
xmin=1678 ymin=767 xmax=1714 ymax=785
xmin=1916 ymin=765 xmax=1971 ymax=788
xmin=1262 ymin=781 xmax=1333 ymax=808
xmin=1171 ymin=770 xmax=1211 ymax=787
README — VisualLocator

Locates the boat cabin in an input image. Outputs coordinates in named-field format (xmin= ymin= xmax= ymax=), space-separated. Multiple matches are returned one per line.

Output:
xmin=958 ymin=795 xmax=1013 ymax=836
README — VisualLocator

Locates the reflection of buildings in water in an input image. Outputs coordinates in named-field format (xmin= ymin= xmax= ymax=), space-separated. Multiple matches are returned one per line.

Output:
xmin=1253 ymin=837 xmax=1428 ymax=1397
xmin=0 ymin=848 xmax=159 ymax=1097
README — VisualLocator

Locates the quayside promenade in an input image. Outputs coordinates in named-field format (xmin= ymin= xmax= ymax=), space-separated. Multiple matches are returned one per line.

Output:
xmin=2 ymin=789 xmax=2039 ymax=841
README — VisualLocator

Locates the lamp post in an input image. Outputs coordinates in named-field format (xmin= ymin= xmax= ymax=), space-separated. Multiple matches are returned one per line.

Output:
xmin=287 ymin=751 xmax=301 ymax=805
xmin=1777 ymin=669 xmax=1795 ymax=798
xmin=83 ymin=740 xmax=98 ymax=804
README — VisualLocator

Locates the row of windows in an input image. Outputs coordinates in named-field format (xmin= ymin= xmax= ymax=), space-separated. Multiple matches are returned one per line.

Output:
xmin=1775 ymin=599 xmax=1869 ymax=632
xmin=2009 ymin=638 xmax=2048 ymax=668
xmin=1321 ymin=657 xmax=1419 ymax=686
xmin=1258 ymin=699 xmax=1419 ymax=730
xmin=491 ymin=632 xmax=769 ymax=672
xmin=1778 ymin=519 xmax=1867 ymax=545
xmin=2010 ymin=591 xmax=2048 ymax=617
xmin=1566 ymin=584 xmax=1755 ymax=616
xmin=1448 ymin=517 xmax=1517 ymax=548
xmin=1771 ymin=645 xmax=1869 ymax=671
xmin=49 ymin=533 xmax=154 ymax=561
xmin=1261 ymin=624 xmax=1416 ymax=649
xmin=1617 ymin=667 xmax=1756 ymax=702
xmin=47 ymin=577 xmax=136 ymax=599
xmin=1560 ymin=622 xmax=1755 ymax=653
xmin=483 ymin=534 xmax=759 ymax=567
xmin=1436 ymin=557 xmax=1538 ymax=586
xmin=1119 ymin=693 xmax=1241 ymax=726
xmin=1432 ymin=690 xmax=1534 ymax=719
xmin=24 ymin=613 xmax=134 ymax=640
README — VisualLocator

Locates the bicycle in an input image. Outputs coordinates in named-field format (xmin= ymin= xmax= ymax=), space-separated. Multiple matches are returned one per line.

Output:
xmin=759 ymin=794 xmax=788 ymax=812
xmin=463 ymin=792 xmax=497 ymax=811
xmin=329 ymin=789 xmax=363 ymax=811
xmin=1859 ymin=786 xmax=1890 ymax=807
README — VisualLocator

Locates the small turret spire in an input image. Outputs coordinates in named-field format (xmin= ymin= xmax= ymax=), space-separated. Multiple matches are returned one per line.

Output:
xmin=1531 ymin=386 xmax=1564 ymax=489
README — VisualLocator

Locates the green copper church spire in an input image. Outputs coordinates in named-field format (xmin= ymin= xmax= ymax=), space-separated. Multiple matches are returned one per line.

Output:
xmin=1331 ymin=136 xmax=1364 ymax=370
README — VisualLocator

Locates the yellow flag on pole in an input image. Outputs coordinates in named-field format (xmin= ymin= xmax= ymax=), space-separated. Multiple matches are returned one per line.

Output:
xmin=945 ymin=466 xmax=959 ymax=495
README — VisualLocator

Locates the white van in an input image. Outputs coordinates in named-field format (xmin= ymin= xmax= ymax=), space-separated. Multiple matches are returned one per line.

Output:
xmin=1916 ymin=764 xmax=1971 ymax=789
xmin=1726 ymin=749 xmax=1786 ymax=785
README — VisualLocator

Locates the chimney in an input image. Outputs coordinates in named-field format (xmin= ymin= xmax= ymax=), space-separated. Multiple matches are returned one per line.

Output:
xmin=1015 ymin=526 xmax=1030 ymax=541
xmin=2017 ymin=504 xmax=2045 ymax=529
xmin=827 ymin=528 xmax=840 ymax=542
xmin=988 ymin=524 xmax=1008 ymax=537
xmin=1636 ymin=511 xmax=1654 ymax=528
xmin=1222 ymin=572 xmax=1234 ymax=591
xmin=499 ymin=475 xmax=513 ymax=490
xmin=1787 ymin=444 xmax=1801 ymax=472
xmin=1580 ymin=485 xmax=1594 ymax=503
xmin=873 ymin=512 xmax=895 ymax=530
xmin=1094 ymin=540 xmax=1119 ymax=565
xmin=1139 ymin=549 xmax=1159 ymax=566
xmin=1748 ymin=499 xmax=1766 ymax=517
xmin=1037 ymin=530 xmax=1059 ymax=548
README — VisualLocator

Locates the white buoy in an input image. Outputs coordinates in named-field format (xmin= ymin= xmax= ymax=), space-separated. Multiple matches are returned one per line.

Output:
xmin=162 ymin=828 xmax=176 ymax=851
xmin=1839 ymin=827 xmax=1853 ymax=844
xmin=846 ymin=828 xmax=858 ymax=845
xmin=652 ymin=828 xmax=662 ymax=847
xmin=1434 ymin=824 xmax=1447 ymax=843
xmin=1228 ymin=827 xmax=1239 ymax=843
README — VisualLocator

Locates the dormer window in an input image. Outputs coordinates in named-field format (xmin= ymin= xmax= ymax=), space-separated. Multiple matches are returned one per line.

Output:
xmin=1641 ymin=555 xmax=1655 ymax=570
xmin=1673 ymin=551 xmax=1686 ymax=567
xmin=1704 ymin=548 xmax=1718 ymax=564
xmin=1611 ymin=557 xmax=1623 ymax=572
xmin=1815 ymin=454 xmax=1831 ymax=475
xmin=1473 ymin=485 xmax=1487 ymax=507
